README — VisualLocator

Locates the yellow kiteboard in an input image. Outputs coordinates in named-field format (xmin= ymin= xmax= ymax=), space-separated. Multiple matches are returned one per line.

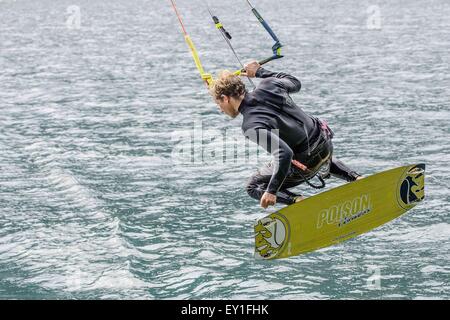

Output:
xmin=254 ymin=163 xmax=425 ymax=259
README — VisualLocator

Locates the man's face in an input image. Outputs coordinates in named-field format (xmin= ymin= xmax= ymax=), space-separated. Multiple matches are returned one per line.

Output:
xmin=215 ymin=95 xmax=238 ymax=118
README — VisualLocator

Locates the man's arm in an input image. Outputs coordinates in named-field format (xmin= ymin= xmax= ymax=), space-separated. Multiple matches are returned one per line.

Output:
xmin=244 ymin=127 xmax=294 ymax=196
xmin=242 ymin=61 xmax=301 ymax=94
xmin=255 ymin=67 xmax=301 ymax=93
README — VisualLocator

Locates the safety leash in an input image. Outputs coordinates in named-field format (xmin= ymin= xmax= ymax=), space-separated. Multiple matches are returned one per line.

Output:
xmin=291 ymin=159 xmax=326 ymax=189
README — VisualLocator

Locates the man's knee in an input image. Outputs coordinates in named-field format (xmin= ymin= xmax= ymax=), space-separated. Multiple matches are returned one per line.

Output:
xmin=245 ymin=176 xmax=258 ymax=197
xmin=245 ymin=180 xmax=254 ymax=196
xmin=245 ymin=174 xmax=267 ymax=200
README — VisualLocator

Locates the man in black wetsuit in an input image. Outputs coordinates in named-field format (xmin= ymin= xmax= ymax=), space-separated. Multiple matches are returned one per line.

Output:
xmin=210 ymin=61 xmax=362 ymax=208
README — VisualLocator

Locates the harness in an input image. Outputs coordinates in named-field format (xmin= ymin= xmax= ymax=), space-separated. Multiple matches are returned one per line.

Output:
xmin=290 ymin=119 xmax=334 ymax=189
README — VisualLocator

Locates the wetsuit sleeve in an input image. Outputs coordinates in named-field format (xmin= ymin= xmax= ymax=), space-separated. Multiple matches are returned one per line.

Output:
xmin=255 ymin=67 xmax=301 ymax=93
xmin=244 ymin=128 xmax=293 ymax=195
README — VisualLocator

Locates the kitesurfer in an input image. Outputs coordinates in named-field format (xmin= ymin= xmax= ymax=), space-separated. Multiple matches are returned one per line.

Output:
xmin=210 ymin=61 xmax=363 ymax=208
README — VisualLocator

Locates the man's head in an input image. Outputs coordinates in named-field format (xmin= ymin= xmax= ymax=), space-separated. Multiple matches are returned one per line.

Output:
xmin=209 ymin=71 xmax=246 ymax=118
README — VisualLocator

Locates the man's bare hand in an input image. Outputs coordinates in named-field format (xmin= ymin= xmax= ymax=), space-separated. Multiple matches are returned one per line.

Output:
xmin=260 ymin=192 xmax=276 ymax=208
xmin=241 ymin=60 xmax=261 ymax=78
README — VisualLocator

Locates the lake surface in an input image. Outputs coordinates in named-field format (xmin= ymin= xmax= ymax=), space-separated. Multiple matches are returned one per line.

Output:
xmin=0 ymin=0 xmax=449 ymax=299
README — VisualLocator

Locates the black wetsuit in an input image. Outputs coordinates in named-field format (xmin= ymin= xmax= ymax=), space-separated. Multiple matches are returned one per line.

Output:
xmin=239 ymin=67 xmax=360 ymax=205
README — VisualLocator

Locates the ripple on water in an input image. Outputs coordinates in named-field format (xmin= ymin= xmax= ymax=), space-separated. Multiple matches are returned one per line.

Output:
xmin=1 ymin=0 xmax=449 ymax=299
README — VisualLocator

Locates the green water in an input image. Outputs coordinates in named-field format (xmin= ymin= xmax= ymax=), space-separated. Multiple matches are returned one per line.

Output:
xmin=0 ymin=0 xmax=449 ymax=299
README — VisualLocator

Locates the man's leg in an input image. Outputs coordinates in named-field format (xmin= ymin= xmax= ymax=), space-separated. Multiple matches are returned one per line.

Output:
xmin=329 ymin=157 xmax=362 ymax=182
xmin=246 ymin=162 xmax=304 ymax=205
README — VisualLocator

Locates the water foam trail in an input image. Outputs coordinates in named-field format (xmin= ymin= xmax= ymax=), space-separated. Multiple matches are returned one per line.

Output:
xmin=0 ymin=107 xmax=150 ymax=298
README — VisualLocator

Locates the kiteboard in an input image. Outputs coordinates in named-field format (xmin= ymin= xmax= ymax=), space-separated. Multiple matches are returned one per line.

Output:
xmin=254 ymin=163 xmax=426 ymax=259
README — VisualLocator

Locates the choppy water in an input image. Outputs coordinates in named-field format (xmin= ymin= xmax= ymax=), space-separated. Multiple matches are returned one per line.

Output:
xmin=1 ymin=0 xmax=449 ymax=299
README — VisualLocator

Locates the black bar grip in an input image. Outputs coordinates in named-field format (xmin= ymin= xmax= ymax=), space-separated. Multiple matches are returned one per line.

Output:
xmin=258 ymin=54 xmax=284 ymax=66
xmin=239 ymin=55 xmax=283 ymax=73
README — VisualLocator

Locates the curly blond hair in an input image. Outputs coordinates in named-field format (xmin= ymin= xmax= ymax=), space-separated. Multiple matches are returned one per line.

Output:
xmin=209 ymin=70 xmax=246 ymax=100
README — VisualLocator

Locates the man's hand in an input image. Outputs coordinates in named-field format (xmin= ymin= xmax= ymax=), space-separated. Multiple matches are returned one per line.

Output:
xmin=260 ymin=192 xmax=276 ymax=208
xmin=241 ymin=60 xmax=261 ymax=78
